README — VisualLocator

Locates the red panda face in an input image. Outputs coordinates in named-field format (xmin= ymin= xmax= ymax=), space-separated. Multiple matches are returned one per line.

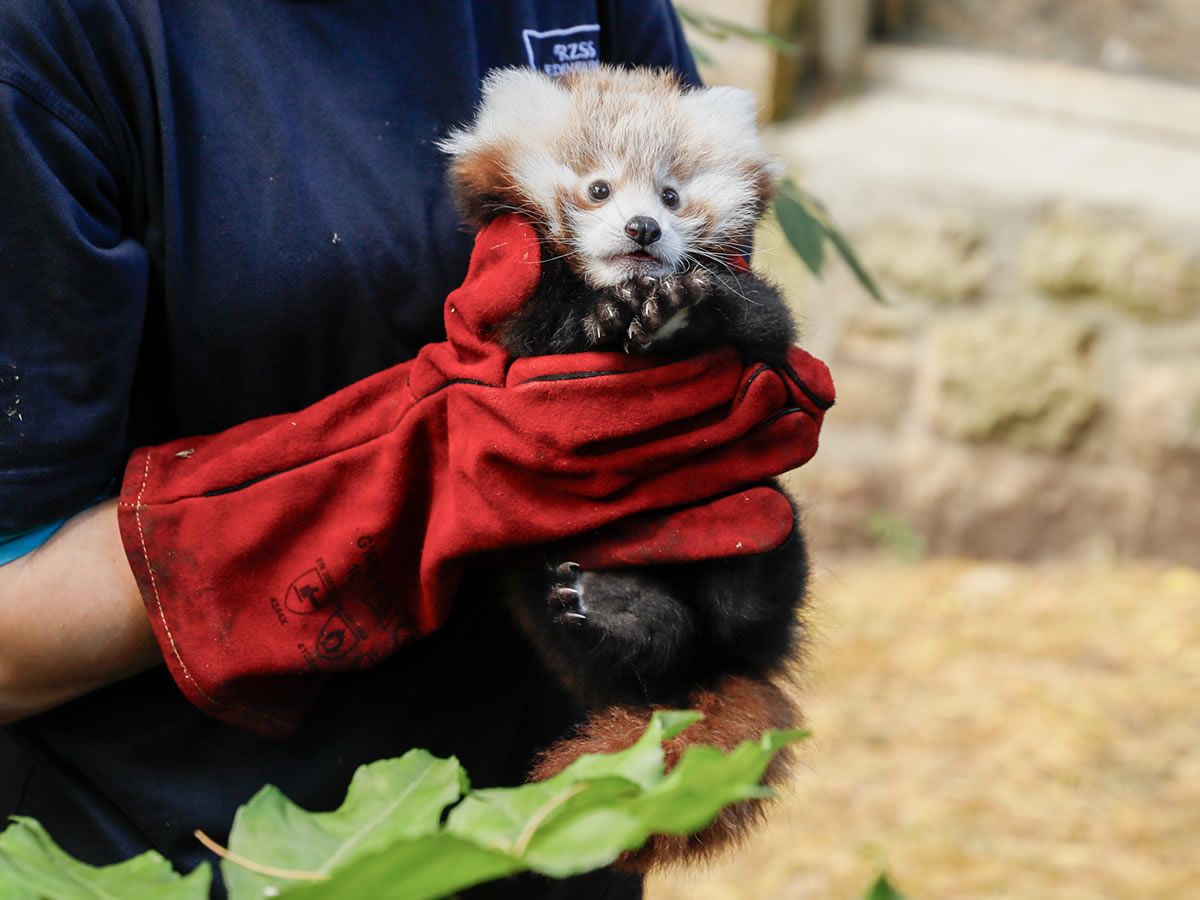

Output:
xmin=440 ymin=66 xmax=783 ymax=288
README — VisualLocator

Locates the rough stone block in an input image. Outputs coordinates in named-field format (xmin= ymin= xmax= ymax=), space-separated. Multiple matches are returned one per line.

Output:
xmin=786 ymin=437 xmax=1172 ymax=562
xmin=1118 ymin=361 xmax=1200 ymax=461
xmin=859 ymin=212 xmax=991 ymax=304
xmin=924 ymin=307 xmax=1100 ymax=451
xmin=1022 ymin=207 xmax=1200 ymax=320
xmin=893 ymin=0 xmax=1200 ymax=83
xmin=837 ymin=305 xmax=920 ymax=374
xmin=893 ymin=442 xmax=1157 ymax=560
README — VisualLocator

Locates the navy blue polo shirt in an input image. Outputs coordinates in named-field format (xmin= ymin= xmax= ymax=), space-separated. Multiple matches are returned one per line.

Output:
xmin=0 ymin=0 xmax=698 ymax=893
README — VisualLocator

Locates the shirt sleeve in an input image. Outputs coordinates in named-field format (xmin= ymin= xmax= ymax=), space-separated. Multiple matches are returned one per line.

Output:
xmin=601 ymin=0 xmax=702 ymax=85
xmin=0 ymin=519 xmax=67 ymax=565
xmin=0 ymin=67 xmax=148 ymax=533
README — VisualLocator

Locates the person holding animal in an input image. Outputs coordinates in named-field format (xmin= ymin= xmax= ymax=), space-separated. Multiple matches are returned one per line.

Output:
xmin=0 ymin=2 xmax=830 ymax=897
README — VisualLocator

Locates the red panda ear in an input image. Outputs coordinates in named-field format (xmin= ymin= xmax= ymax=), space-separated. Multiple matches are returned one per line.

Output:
xmin=440 ymin=67 xmax=572 ymax=225
xmin=682 ymin=85 xmax=762 ymax=135
xmin=474 ymin=66 xmax=571 ymax=130
xmin=445 ymin=142 xmax=520 ymax=226
xmin=679 ymin=84 xmax=782 ymax=218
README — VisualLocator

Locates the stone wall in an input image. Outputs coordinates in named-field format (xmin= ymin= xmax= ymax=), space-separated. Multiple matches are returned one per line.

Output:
xmin=884 ymin=0 xmax=1200 ymax=83
xmin=759 ymin=50 xmax=1200 ymax=562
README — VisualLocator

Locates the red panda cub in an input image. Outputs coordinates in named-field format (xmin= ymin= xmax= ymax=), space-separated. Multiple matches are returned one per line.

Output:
xmin=441 ymin=66 xmax=808 ymax=868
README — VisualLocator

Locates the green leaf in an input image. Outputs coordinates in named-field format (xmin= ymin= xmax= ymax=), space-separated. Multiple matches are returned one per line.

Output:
xmin=629 ymin=728 xmax=806 ymax=836
xmin=863 ymin=872 xmax=908 ymax=900
xmin=775 ymin=179 xmax=887 ymax=304
xmin=677 ymin=8 xmax=802 ymax=56
xmin=774 ymin=187 xmax=827 ymax=275
xmin=550 ymin=710 xmax=700 ymax=790
xmin=223 ymin=750 xmax=466 ymax=899
xmin=264 ymin=713 xmax=802 ymax=896
xmin=0 ymin=818 xmax=210 ymax=900
xmin=451 ymin=779 xmax=645 ymax=878
xmin=278 ymin=834 xmax=520 ymax=900
xmin=677 ymin=7 xmax=732 ymax=41
xmin=443 ymin=715 xmax=804 ymax=880
xmin=823 ymin=215 xmax=887 ymax=305
xmin=442 ymin=711 xmax=702 ymax=876
xmin=0 ymin=716 xmax=806 ymax=900
xmin=687 ymin=42 xmax=716 ymax=66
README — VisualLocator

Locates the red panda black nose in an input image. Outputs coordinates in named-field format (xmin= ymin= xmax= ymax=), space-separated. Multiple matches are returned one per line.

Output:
xmin=624 ymin=216 xmax=662 ymax=247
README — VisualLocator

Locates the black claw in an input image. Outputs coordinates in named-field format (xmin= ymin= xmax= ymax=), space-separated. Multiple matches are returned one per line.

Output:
xmin=556 ymin=561 xmax=581 ymax=578
xmin=552 ymin=586 xmax=580 ymax=606
xmin=562 ymin=611 xmax=587 ymax=626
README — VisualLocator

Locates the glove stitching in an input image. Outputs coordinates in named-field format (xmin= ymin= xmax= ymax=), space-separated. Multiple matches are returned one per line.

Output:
xmin=131 ymin=451 xmax=293 ymax=729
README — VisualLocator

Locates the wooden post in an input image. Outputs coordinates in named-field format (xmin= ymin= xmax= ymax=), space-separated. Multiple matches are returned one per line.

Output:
xmin=819 ymin=0 xmax=871 ymax=81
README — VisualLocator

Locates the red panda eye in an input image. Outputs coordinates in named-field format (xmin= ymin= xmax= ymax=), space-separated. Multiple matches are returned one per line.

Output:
xmin=588 ymin=181 xmax=611 ymax=201
xmin=661 ymin=187 xmax=680 ymax=209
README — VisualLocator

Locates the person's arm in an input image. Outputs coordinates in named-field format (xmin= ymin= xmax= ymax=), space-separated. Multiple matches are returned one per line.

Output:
xmin=1 ymin=13 xmax=155 ymax=720
xmin=0 ymin=499 xmax=160 ymax=724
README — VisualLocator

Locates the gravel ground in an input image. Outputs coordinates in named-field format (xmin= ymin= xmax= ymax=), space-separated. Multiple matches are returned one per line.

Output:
xmin=648 ymin=557 xmax=1200 ymax=900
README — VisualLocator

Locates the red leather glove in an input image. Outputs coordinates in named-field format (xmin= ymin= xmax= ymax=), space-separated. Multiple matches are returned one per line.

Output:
xmin=117 ymin=215 xmax=834 ymax=737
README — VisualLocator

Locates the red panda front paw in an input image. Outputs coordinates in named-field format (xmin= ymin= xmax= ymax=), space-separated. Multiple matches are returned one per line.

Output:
xmin=548 ymin=560 xmax=588 ymax=626
xmin=622 ymin=272 xmax=710 ymax=355
xmin=582 ymin=291 xmax=635 ymax=347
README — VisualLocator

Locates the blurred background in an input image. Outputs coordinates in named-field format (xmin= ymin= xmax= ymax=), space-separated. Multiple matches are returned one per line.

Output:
xmin=650 ymin=2 xmax=1200 ymax=898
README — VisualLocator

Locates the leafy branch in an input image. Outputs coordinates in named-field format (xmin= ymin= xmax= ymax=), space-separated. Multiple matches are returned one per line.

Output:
xmin=676 ymin=7 xmax=803 ymax=63
xmin=0 ymin=712 xmax=804 ymax=900
xmin=774 ymin=178 xmax=887 ymax=303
